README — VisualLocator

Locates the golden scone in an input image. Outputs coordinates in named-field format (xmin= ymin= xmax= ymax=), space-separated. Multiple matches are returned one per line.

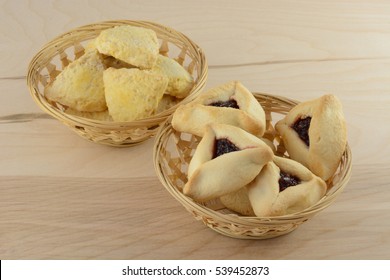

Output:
xmin=275 ymin=94 xmax=347 ymax=181
xmin=183 ymin=124 xmax=273 ymax=202
xmin=220 ymin=187 xmax=255 ymax=216
xmin=152 ymin=55 xmax=194 ymax=98
xmin=247 ymin=156 xmax=327 ymax=217
xmin=103 ymin=68 xmax=168 ymax=122
xmin=84 ymin=39 xmax=97 ymax=53
xmin=44 ymin=50 xmax=107 ymax=112
xmin=95 ymin=25 xmax=159 ymax=69
xmin=172 ymin=81 xmax=266 ymax=137
xmin=102 ymin=55 xmax=135 ymax=69
xmin=84 ymin=40 xmax=134 ymax=69
xmin=156 ymin=94 xmax=180 ymax=114
xmin=65 ymin=108 xmax=112 ymax=121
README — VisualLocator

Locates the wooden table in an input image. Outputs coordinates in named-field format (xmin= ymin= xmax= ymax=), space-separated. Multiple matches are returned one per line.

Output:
xmin=1 ymin=0 xmax=389 ymax=259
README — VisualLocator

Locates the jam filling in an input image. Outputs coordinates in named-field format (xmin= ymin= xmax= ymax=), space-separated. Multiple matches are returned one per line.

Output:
xmin=291 ymin=116 xmax=311 ymax=147
xmin=209 ymin=99 xmax=239 ymax=109
xmin=278 ymin=171 xmax=301 ymax=192
xmin=213 ymin=138 xmax=240 ymax=158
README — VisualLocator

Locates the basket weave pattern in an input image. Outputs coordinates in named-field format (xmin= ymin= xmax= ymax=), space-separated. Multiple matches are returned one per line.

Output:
xmin=27 ymin=20 xmax=208 ymax=146
xmin=154 ymin=93 xmax=352 ymax=239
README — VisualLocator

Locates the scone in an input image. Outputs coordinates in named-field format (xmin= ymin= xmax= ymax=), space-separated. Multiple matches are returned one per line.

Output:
xmin=65 ymin=108 xmax=112 ymax=121
xmin=275 ymin=94 xmax=347 ymax=181
xmin=103 ymin=68 xmax=168 ymax=122
xmin=247 ymin=156 xmax=327 ymax=217
xmin=85 ymin=37 xmax=143 ymax=68
xmin=44 ymin=50 xmax=107 ymax=112
xmin=83 ymin=39 xmax=97 ymax=53
xmin=172 ymin=81 xmax=266 ymax=137
xmin=101 ymin=55 xmax=135 ymax=69
xmin=156 ymin=94 xmax=180 ymax=114
xmin=183 ymin=124 xmax=273 ymax=202
xmin=85 ymin=37 xmax=144 ymax=69
xmin=95 ymin=25 xmax=159 ymax=69
xmin=152 ymin=55 xmax=194 ymax=98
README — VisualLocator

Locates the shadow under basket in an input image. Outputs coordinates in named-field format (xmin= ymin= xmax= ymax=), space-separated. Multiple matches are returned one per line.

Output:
xmin=153 ymin=93 xmax=352 ymax=239
xmin=27 ymin=20 xmax=208 ymax=147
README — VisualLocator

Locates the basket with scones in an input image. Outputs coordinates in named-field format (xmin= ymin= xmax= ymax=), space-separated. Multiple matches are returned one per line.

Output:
xmin=154 ymin=81 xmax=352 ymax=239
xmin=27 ymin=20 xmax=207 ymax=146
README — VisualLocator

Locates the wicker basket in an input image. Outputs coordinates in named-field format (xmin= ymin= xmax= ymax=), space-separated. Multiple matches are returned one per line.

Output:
xmin=153 ymin=93 xmax=352 ymax=239
xmin=27 ymin=20 xmax=208 ymax=146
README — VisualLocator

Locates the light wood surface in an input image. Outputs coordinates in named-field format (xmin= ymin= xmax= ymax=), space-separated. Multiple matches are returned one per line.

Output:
xmin=1 ymin=0 xmax=390 ymax=259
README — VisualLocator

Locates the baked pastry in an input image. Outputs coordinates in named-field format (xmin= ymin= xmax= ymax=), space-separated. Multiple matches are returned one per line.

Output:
xmin=260 ymin=137 xmax=276 ymax=153
xmin=275 ymin=94 xmax=347 ymax=181
xmin=101 ymin=55 xmax=135 ymax=69
xmin=172 ymin=81 xmax=266 ymax=137
xmin=103 ymin=68 xmax=168 ymax=121
xmin=95 ymin=25 xmax=159 ymax=69
xmin=220 ymin=187 xmax=255 ymax=216
xmin=183 ymin=123 xmax=273 ymax=202
xmin=152 ymin=55 xmax=194 ymax=98
xmin=247 ymin=156 xmax=327 ymax=216
xmin=64 ymin=108 xmax=112 ymax=121
xmin=84 ymin=39 xmax=134 ymax=69
xmin=84 ymin=39 xmax=97 ymax=53
xmin=44 ymin=50 xmax=106 ymax=112
xmin=156 ymin=94 xmax=180 ymax=114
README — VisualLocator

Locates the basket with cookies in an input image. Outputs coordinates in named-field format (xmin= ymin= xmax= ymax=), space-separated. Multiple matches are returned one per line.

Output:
xmin=27 ymin=20 xmax=208 ymax=146
xmin=154 ymin=81 xmax=352 ymax=239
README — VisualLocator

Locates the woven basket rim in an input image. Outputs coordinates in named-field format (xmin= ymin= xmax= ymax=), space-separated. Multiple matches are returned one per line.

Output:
xmin=26 ymin=19 xmax=208 ymax=130
xmin=153 ymin=92 xmax=352 ymax=224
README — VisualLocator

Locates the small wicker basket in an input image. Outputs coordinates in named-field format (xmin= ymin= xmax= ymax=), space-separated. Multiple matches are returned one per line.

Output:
xmin=153 ymin=93 xmax=352 ymax=239
xmin=27 ymin=20 xmax=208 ymax=146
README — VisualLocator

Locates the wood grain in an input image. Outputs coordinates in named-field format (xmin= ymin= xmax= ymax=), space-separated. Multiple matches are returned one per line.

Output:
xmin=1 ymin=0 xmax=390 ymax=259
xmin=2 ymin=0 xmax=390 ymax=76
xmin=0 ymin=164 xmax=389 ymax=260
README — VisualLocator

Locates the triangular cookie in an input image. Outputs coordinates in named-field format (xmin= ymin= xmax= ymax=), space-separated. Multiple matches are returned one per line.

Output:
xmin=152 ymin=54 xmax=194 ymax=98
xmin=183 ymin=124 xmax=273 ymax=202
xmin=247 ymin=156 xmax=327 ymax=217
xmin=103 ymin=68 xmax=168 ymax=122
xmin=220 ymin=187 xmax=255 ymax=216
xmin=275 ymin=94 xmax=347 ymax=181
xmin=65 ymin=108 xmax=112 ymax=121
xmin=95 ymin=25 xmax=159 ymax=69
xmin=44 ymin=50 xmax=106 ymax=112
xmin=156 ymin=94 xmax=180 ymax=114
xmin=172 ymin=81 xmax=266 ymax=137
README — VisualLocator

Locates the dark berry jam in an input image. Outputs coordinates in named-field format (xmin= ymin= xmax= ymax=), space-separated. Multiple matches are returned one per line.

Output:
xmin=291 ymin=116 xmax=311 ymax=147
xmin=213 ymin=138 xmax=240 ymax=158
xmin=209 ymin=99 xmax=239 ymax=109
xmin=278 ymin=171 xmax=301 ymax=192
